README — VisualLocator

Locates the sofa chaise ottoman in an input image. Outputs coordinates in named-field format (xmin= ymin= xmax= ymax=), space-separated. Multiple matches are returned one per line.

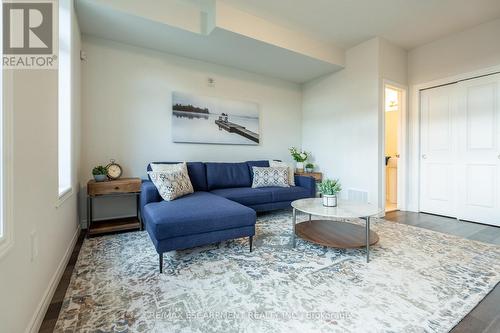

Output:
xmin=140 ymin=160 xmax=316 ymax=272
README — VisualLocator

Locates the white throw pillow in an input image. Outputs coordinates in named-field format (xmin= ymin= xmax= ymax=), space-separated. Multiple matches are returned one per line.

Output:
xmin=148 ymin=163 xmax=194 ymax=201
xmin=269 ymin=160 xmax=295 ymax=186
xmin=150 ymin=162 xmax=184 ymax=172
xmin=252 ymin=167 xmax=290 ymax=188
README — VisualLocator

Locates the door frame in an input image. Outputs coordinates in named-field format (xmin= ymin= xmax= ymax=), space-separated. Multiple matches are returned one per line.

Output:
xmin=381 ymin=79 xmax=408 ymax=212
xmin=407 ymin=64 xmax=500 ymax=212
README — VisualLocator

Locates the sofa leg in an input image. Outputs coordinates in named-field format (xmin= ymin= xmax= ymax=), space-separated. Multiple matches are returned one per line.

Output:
xmin=159 ymin=253 xmax=163 ymax=273
xmin=249 ymin=236 xmax=253 ymax=252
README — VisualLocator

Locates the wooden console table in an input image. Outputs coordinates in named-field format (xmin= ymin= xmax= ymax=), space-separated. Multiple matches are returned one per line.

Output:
xmin=295 ymin=171 xmax=323 ymax=182
xmin=87 ymin=178 xmax=142 ymax=237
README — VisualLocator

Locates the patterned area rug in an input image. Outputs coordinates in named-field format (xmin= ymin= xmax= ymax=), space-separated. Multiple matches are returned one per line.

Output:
xmin=55 ymin=210 xmax=500 ymax=333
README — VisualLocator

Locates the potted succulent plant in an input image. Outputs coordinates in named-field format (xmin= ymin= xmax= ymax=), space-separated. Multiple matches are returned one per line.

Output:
xmin=318 ymin=178 xmax=342 ymax=207
xmin=289 ymin=147 xmax=309 ymax=172
xmin=92 ymin=165 xmax=108 ymax=182
xmin=305 ymin=163 xmax=314 ymax=173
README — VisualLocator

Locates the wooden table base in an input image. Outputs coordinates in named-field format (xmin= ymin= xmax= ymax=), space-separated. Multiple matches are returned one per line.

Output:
xmin=295 ymin=220 xmax=379 ymax=248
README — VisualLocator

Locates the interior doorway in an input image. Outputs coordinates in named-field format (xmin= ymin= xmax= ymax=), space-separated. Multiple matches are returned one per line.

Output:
xmin=384 ymin=84 xmax=404 ymax=212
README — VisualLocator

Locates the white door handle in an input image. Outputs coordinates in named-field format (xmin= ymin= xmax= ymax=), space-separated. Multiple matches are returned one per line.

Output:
xmin=422 ymin=154 xmax=427 ymax=159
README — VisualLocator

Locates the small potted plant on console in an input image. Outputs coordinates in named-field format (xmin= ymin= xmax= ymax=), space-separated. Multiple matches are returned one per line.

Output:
xmin=318 ymin=178 xmax=342 ymax=207
xmin=92 ymin=165 xmax=108 ymax=182
xmin=305 ymin=163 xmax=314 ymax=173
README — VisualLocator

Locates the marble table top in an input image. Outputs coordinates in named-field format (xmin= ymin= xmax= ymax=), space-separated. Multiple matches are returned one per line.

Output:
xmin=291 ymin=198 xmax=383 ymax=219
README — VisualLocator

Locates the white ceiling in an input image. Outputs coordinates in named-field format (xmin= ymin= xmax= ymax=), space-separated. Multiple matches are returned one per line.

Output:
xmin=223 ymin=0 xmax=500 ymax=49
xmin=76 ymin=0 xmax=344 ymax=83
xmin=76 ymin=0 xmax=500 ymax=83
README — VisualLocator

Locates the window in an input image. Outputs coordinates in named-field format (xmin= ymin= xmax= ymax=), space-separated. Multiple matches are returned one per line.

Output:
xmin=58 ymin=0 xmax=72 ymax=197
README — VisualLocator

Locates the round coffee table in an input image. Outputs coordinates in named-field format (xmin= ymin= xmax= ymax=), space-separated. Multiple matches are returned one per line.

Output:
xmin=291 ymin=198 xmax=383 ymax=262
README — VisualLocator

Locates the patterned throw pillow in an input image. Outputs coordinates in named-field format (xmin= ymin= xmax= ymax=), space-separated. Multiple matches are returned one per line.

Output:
xmin=269 ymin=160 xmax=295 ymax=186
xmin=251 ymin=167 xmax=290 ymax=188
xmin=148 ymin=163 xmax=194 ymax=201
xmin=150 ymin=162 xmax=184 ymax=172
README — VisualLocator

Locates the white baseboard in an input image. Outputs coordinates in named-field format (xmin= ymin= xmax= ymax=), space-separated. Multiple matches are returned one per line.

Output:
xmin=406 ymin=203 xmax=419 ymax=213
xmin=26 ymin=226 xmax=81 ymax=333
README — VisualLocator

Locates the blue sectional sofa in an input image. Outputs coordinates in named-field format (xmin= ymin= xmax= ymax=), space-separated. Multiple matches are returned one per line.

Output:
xmin=140 ymin=160 xmax=316 ymax=272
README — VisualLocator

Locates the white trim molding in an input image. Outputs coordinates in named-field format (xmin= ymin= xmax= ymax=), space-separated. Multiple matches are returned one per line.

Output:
xmin=26 ymin=226 xmax=80 ymax=333
xmin=407 ymin=64 xmax=500 ymax=212
xmin=0 ymin=70 xmax=14 ymax=260
xmin=56 ymin=187 xmax=74 ymax=208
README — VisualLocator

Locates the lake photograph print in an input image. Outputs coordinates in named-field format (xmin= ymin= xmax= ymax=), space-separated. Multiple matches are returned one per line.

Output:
xmin=172 ymin=92 xmax=260 ymax=145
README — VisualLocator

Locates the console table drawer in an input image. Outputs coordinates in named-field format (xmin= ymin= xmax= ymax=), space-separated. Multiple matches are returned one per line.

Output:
xmin=88 ymin=178 xmax=141 ymax=196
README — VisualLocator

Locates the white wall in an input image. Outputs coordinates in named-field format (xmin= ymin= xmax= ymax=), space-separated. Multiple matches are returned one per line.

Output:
xmin=302 ymin=37 xmax=407 ymax=208
xmin=408 ymin=18 xmax=500 ymax=85
xmin=0 ymin=2 xmax=81 ymax=333
xmin=379 ymin=38 xmax=408 ymax=85
xmin=80 ymin=36 xmax=302 ymax=222
xmin=302 ymin=38 xmax=380 ymax=204
xmin=378 ymin=38 xmax=408 ymax=208
xmin=406 ymin=18 xmax=500 ymax=211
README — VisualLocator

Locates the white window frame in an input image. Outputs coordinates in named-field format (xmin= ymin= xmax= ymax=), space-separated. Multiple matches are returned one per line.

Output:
xmin=58 ymin=0 xmax=73 ymax=202
xmin=0 ymin=3 xmax=15 ymax=259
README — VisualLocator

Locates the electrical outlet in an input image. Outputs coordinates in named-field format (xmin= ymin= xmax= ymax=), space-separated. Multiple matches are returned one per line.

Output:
xmin=207 ymin=77 xmax=215 ymax=87
xmin=80 ymin=50 xmax=87 ymax=62
xmin=30 ymin=230 xmax=39 ymax=262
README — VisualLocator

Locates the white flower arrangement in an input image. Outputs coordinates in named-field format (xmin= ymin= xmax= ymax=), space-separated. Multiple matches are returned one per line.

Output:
xmin=289 ymin=147 xmax=309 ymax=162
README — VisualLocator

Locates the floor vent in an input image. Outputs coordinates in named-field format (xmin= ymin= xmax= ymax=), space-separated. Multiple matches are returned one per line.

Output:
xmin=347 ymin=189 xmax=369 ymax=203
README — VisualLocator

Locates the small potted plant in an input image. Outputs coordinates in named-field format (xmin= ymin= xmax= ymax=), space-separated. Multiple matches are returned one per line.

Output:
xmin=318 ymin=178 xmax=342 ymax=207
xmin=92 ymin=165 xmax=108 ymax=182
xmin=305 ymin=163 xmax=314 ymax=173
xmin=289 ymin=147 xmax=308 ymax=172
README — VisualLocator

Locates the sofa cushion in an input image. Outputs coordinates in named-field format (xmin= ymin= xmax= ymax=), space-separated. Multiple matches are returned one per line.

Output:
xmin=246 ymin=160 xmax=269 ymax=181
xmin=206 ymin=162 xmax=251 ymax=190
xmin=257 ymin=186 xmax=311 ymax=202
xmin=143 ymin=192 xmax=256 ymax=240
xmin=148 ymin=162 xmax=207 ymax=191
xmin=210 ymin=187 xmax=273 ymax=206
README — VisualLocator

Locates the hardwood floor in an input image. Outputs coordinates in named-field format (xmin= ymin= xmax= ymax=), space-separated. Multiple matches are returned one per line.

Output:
xmin=385 ymin=211 xmax=500 ymax=333
xmin=38 ymin=232 xmax=86 ymax=333
xmin=39 ymin=212 xmax=499 ymax=332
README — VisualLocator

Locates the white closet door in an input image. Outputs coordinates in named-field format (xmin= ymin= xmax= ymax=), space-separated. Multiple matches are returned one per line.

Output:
xmin=456 ymin=74 xmax=500 ymax=225
xmin=420 ymin=85 xmax=457 ymax=217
